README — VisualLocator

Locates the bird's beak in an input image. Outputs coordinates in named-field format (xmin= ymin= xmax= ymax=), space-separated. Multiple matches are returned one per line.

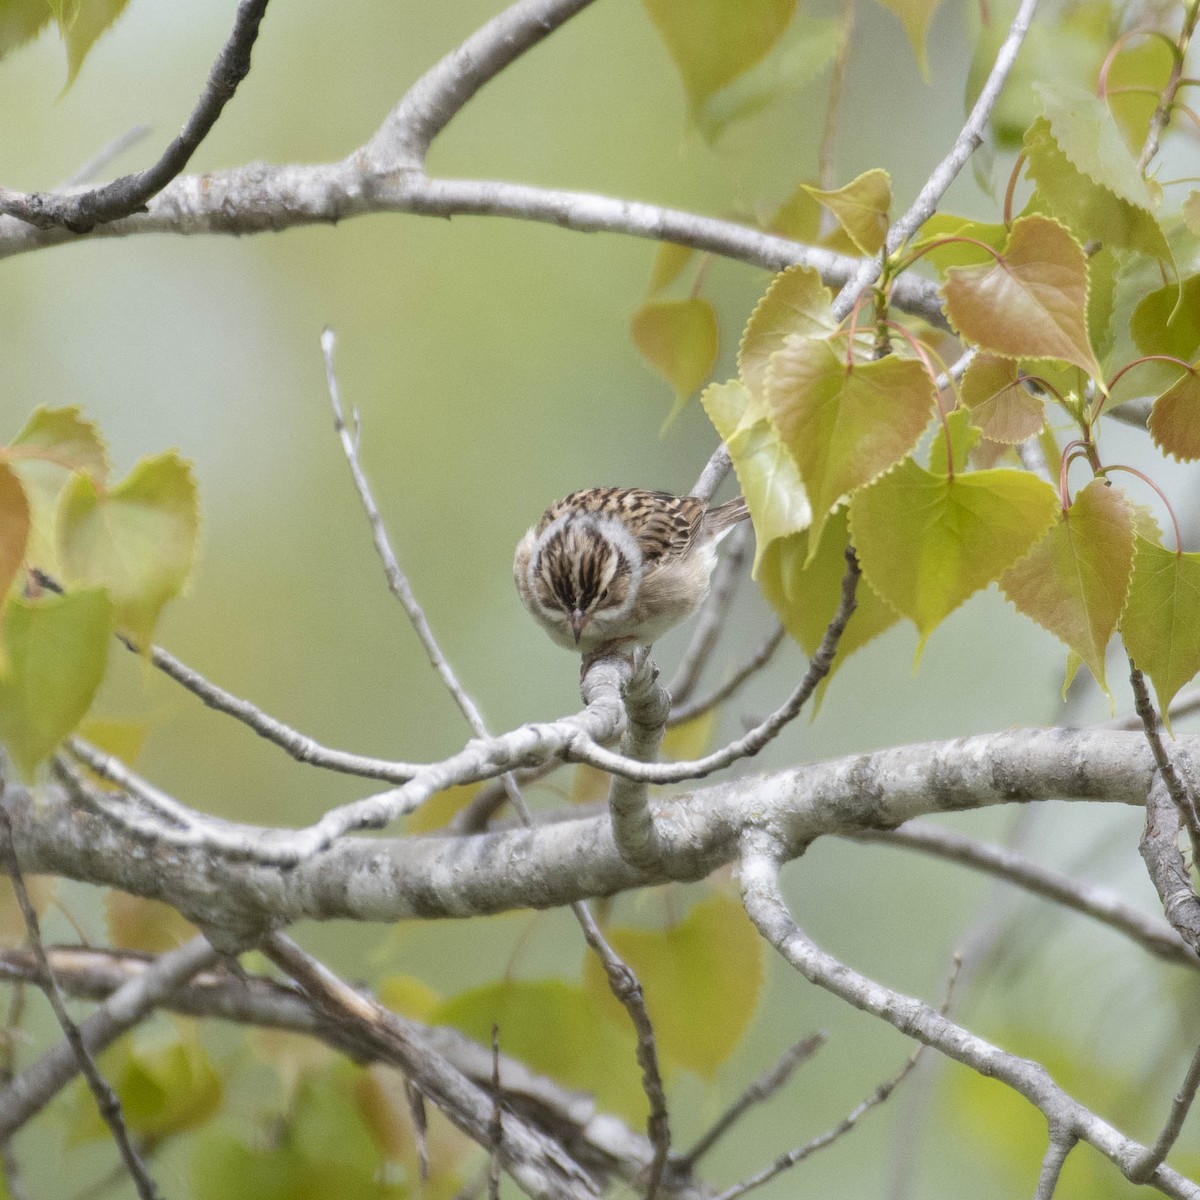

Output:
xmin=571 ymin=609 xmax=589 ymax=644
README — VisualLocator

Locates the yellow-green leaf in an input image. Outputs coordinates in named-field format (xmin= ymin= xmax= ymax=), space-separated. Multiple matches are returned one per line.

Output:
xmin=1147 ymin=366 xmax=1200 ymax=461
xmin=0 ymin=589 xmax=111 ymax=777
xmin=642 ymin=0 xmax=796 ymax=109
xmin=961 ymin=354 xmax=1046 ymax=444
xmin=759 ymin=508 xmax=899 ymax=700
xmin=1132 ymin=275 xmax=1200 ymax=362
xmin=1024 ymin=111 xmax=1171 ymax=263
xmin=631 ymin=298 xmax=719 ymax=421
xmin=62 ymin=0 xmax=131 ymax=86
xmin=1001 ymin=479 xmax=1135 ymax=693
xmin=1122 ymin=536 xmax=1200 ymax=726
xmin=378 ymin=974 xmax=439 ymax=1022
xmin=0 ymin=0 xmax=50 ymax=62
xmin=941 ymin=215 xmax=1103 ymax=379
xmin=6 ymin=406 xmax=108 ymax=576
xmin=915 ymin=213 xmax=1010 ymax=274
xmin=73 ymin=1032 xmax=222 ymax=1143
xmin=434 ymin=979 xmax=645 ymax=1121
xmin=647 ymin=243 xmax=695 ymax=295
xmin=58 ymin=451 xmax=199 ymax=648
xmin=701 ymin=379 xmax=810 ymax=572
xmin=803 ymin=169 xmax=892 ymax=256
xmin=848 ymin=460 xmax=1059 ymax=654
xmin=738 ymin=265 xmax=835 ymax=422
xmin=0 ymin=461 xmax=30 ymax=603
xmin=106 ymin=891 xmax=198 ymax=954
xmin=696 ymin=13 xmax=843 ymax=141
xmin=928 ymin=408 xmax=982 ymax=476
xmin=583 ymin=892 xmax=763 ymax=1078
xmin=1184 ymin=192 xmax=1200 ymax=238
xmin=872 ymin=0 xmax=944 ymax=77
xmin=766 ymin=339 xmax=935 ymax=560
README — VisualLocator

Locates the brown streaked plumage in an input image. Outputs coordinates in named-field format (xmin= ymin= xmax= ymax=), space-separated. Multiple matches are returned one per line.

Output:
xmin=514 ymin=487 xmax=750 ymax=653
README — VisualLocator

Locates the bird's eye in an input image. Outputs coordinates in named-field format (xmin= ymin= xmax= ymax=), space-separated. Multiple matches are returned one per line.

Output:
xmin=598 ymin=587 xmax=609 ymax=602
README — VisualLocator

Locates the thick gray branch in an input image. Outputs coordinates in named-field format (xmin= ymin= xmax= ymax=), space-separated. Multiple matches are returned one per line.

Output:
xmin=0 ymin=729 xmax=1180 ymax=933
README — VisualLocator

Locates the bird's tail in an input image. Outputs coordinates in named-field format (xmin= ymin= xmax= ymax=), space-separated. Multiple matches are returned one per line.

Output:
xmin=707 ymin=494 xmax=750 ymax=537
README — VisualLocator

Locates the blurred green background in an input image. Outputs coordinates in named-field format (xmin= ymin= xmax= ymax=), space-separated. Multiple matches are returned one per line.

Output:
xmin=1 ymin=0 xmax=1198 ymax=1195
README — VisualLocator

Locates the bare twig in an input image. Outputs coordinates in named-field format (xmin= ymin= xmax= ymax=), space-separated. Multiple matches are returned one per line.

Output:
xmin=61 ymin=126 xmax=153 ymax=189
xmin=666 ymin=524 xmax=752 ymax=706
xmin=668 ymin=625 xmax=786 ymax=728
xmin=570 ymin=903 xmax=671 ymax=1200
xmin=710 ymin=1038 xmax=926 ymax=1200
xmin=1105 ymin=686 xmax=1200 ymax=731
xmin=679 ymin=1034 xmax=825 ymax=1170
xmin=0 ymin=936 xmax=218 ymax=1143
xmin=848 ymin=823 xmax=1199 ymax=969
xmin=0 ymin=0 xmax=270 ymax=232
xmin=1034 ymin=1130 xmax=1078 ymax=1200
xmin=1130 ymin=662 xmax=1200 ymax=851
xmin=1140 ymin=776 xmax=1200 ymax=956
xmin=263 ymin=932 xmax=603 ymax=1200
xmin=29 ymin=570 xmax=423 ymax=785
xmin=1130 ymin=1043 xmax=1200 ymax=1182
xmin=737 ymin=832 xmax=1200 ymax=1200
xmin=489 ymin=1025 xmax=503 ymax=1200
xmin=817 ymin=0 xmax=856 ymax=200
xmin=0 ymin=792 xmax=163 ymax=1198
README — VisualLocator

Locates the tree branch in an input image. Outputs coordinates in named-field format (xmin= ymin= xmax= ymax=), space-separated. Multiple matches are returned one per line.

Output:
xmin=737 ymin=832 xmax=1200 ymax=1200
xmin=0 ymin=0 xmax=270 ymax=232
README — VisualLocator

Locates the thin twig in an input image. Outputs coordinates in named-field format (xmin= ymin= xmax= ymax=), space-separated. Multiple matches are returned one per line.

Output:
xmin=61 ymin=126 xmax=153 ymax=189
xmin=1130 ymin=1042 xmax=1200 ymax=1182
xmin=489 ymin=1025 xmax=502 ymax=1200
xmin=1034 ymin=1130 xmax=1078 ymax=1200
xmin=30 ymin=568 xmax=421 ymax=785
xmin=1106 ymin=686 xmax=1200 ymax=731
xmin=848 ymin=823 xmax=1199 ymax=969
xmin=0 ymin=936 xmax=219 ymax=1142
xmin=263 ymin=932 xmax=603 ymax=1200
xmin=666 ymin=524 xmax=752 ymax=706
xmin=678 ymin=1034 xmax=825 ymax=1170
xmin=1130 ymin=662 xmax=1200 ymax=852
xmin=817 ymin=0 xmax=856 ymax=200
xmin=0 ymin=0 xmax=270 ymax=232
xmin=574 ymin=546 xmax=860 ymax=785
xmin=709 ymin=1039 xmax=926 ymax=1200
xmin=0 ymin=791 xmax=161 ymax=1198
xmin=738 ymin=833 xmax=1200 ymax=1200
xmin=324 ymin=329 xmax=670 ymax=1187
xmin=668 ymin=625 xmax=786 ymax=728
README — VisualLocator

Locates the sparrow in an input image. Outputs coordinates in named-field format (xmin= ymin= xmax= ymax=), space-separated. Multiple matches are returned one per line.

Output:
xmin=514 ymin=487 xmax=750 ymax=653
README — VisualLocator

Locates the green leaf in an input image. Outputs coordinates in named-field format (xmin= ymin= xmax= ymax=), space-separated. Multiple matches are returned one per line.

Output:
xmin=1024 ymin=109 xmax=1171 ymax=262
xmin=941 ymin=215 xmax=1103 ymax=379
xmin=6 ymin=405 xmax=109 ymax=575
xmin=72 ymin=1030 xmax=221 ymax=1143
xmin=61 ymin=0 xmax=131 ymax=86
xmin=58 ymin=450 xmax=199 ymax=648
xmin=738 ymin=265 xmax=835 ymax=423
xmin=1184 ymin=192 xmax=1200 ymax=238
xmin=803 ymin=168 xmax=892 ymax=256
xmin=1147 ymin=366 xmax=1200 ymax=461
xmin=697 ymin=13 xmax=843 ymax=141
xmin=435 ymin=979 xmax=645 ymax=1122
xmin=928 ymin=408 xmax=981 ymax=476
xmin=0 ymin=461 xmax=30 ymax=604
xmin=915 ymin=214 xmax=1011 ymax=274
xmin=758 ymin=507 xmax=899 ymax=699
xmin=106 ymin=891 xmax=198 ymax=954
xmin=630 ymin=298 xmax=719 ymax=421
xmin=0 ymin=589 xmax=111 ymax=777
xmin=701 ymin=380 xmax=810 ymax=573
xmin=646 ymin=243 xmax=695 ymax=294
xmin=961 ymin=354 xmax=1046 ymax=444
xmin=1001 ymin=479 xmax=1135 ymax=694
xmin=766 ymin=339 xmax=935 ymax=560
xmin=642 ymin=0 xmax=796 ymax=110
xmin=871 ymin=0 xmax=943 ymax=78
xmin=848 ymin=460 xmax=1059 ymax=654
xmin=0 ymin=0 xmax=51 ymax=62
xmin=1131 ymin=275 xmax=1200 ymax=362
xmin=583 ymin=892 xmax=763 ymax=1078
xmin=1122 ymin=536 xmax=1200 ymax=726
